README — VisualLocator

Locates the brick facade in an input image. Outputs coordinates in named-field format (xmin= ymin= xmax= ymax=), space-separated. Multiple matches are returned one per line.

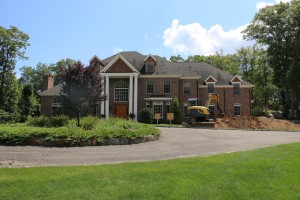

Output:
xmin=40 ymin=51 xmax=253 ymax=120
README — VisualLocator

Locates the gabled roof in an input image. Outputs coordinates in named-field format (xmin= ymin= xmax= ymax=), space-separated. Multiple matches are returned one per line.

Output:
xmin=205 ymin=75 xmax=217 ymax=83
xmin=101 ymin=53 xmax=138 ymax=73
xmin=89 ymin=55 xmax=102 ymax=63
xmin=230 ymin=75 xmax=243 ymax=83
xmin=144 ymin=54 xmax=157 ymax=63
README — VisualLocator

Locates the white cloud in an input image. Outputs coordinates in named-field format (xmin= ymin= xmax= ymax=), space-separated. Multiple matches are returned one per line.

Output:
xmin=113 ymin=47 xmax=124 ymax=54
xmin=162 ymin=19 xmax=252 ymax=56
xmin=256 ymin=0 xmax=290 ymax=10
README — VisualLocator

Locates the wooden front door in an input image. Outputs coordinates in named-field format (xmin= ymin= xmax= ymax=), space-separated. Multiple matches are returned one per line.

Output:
xmin=115 ymin=104 xmax=128 ymax=118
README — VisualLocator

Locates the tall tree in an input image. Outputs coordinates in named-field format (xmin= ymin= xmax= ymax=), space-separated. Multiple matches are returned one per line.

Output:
xmin=0 ymin=26 xmax=30 ymax=106
xmin=243 ymin=0 xmax=300 ymax=118
xmin=60 ymin=61 xmax=106 ymax=126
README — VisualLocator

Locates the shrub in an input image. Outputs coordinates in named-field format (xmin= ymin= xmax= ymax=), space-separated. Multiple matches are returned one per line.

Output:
xmin=252 ymin=107 xmax=267 ymax=117
xmin=81 ymin=116 xmax=98 ymax=130
xmin=48 ymin=115 xmax=69 ymax=127
xmin=138 ymin=108 xmax=153 ymax=124
xmin=27 ymin=115 xmax=69 ymax=127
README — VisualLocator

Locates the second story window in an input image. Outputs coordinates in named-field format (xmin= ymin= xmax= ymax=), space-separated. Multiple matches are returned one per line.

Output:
xmin=233 ymin=83 xmax=240 ymax=95
xmin=164 ymin=81 xmax=170 ymax=93
xmin=183 ymin=82 xmax=191 ymax=94
xmin=147 ymin=80 xmax=153 ymax=94
xmin=146 ymin=62 xmax=154 ymax=72
xmin=207 ymin=83 xmax=215 ymax=93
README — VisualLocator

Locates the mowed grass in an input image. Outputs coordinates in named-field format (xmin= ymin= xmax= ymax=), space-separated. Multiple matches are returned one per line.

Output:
xmin=1 ymin=143 xmax=300 ymax=200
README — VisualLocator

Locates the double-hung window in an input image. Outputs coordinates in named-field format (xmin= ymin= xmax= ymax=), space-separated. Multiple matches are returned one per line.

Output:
xmin=153 ymin=101 xmax=163 ymax=118
xmin=164 ymin=81 xmax=170 ymax=93
xmin=207 ymin=83 xmax=215 ymax=94
xmin=147 ymin=81 xmax=153 ymax=94
xmin=233 ymin=83 xmax=240 ymax=95
xmin=183 ymin=82 xmax=191 ymax=94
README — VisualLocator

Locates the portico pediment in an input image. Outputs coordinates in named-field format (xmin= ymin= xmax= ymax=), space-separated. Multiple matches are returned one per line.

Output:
xmin=101 ymin=54 xmax=138 ymax=73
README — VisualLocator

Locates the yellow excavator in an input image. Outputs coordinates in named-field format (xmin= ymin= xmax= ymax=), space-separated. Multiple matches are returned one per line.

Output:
xmin=188 ymin=93 xmax=225 ymax=122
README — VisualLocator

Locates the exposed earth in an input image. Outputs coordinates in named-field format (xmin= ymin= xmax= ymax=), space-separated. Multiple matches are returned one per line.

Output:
xmin=216 ymin=116 xmax=300 ymax=131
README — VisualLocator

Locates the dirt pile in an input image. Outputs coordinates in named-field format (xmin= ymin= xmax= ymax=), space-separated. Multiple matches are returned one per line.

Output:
xmin=216 ymin=116 xmax=300 ymax=131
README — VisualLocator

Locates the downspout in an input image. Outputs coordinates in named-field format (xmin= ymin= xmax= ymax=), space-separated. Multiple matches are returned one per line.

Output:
xmin=197 ymin=79 xmax=199 ymax=105
xmin=249 ymin=88 xmax=252 ymax=116
xmin=223 ymin=89 xmax=226 ymax=114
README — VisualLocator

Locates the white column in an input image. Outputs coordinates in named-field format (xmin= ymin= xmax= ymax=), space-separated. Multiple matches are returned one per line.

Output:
xmin=105 ymin=75 xmax=109 ymax=119
xmin=100 ymin=79 xmax=104 ymax=115
xmin=133 ymin=74 xmax=138 ymax=121
xmin=129 ymin=75 xmax=133 ymax=115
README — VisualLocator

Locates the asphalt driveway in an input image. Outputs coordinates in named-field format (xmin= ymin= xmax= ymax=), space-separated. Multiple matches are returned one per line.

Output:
xmin=1 ymin=128 xmax=300 ymax=168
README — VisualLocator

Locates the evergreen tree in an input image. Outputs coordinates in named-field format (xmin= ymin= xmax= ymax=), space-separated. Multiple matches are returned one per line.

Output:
xmin=173 ymin=97 xmax=181 ymax=124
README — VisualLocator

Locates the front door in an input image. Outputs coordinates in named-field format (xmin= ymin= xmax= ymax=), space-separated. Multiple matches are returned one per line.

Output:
xmin=115 ymin=104 xmax=128 ymax=118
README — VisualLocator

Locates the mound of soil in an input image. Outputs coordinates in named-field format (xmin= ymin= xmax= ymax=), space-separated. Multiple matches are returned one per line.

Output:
xmin=215 ymin=116 xmax=300 ymax=131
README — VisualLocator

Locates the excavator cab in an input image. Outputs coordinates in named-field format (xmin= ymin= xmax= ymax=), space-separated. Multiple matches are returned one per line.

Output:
xmin=187 ymin=106 xmax=210 ymax=122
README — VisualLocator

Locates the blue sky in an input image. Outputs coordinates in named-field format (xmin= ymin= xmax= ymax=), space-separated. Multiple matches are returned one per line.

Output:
xmin=0 ymin=0 xmax=289 ymax=75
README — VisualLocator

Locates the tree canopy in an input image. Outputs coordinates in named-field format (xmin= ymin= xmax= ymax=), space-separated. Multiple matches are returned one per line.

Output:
xmin=60 ymin=61 xmax=106 ymax=126
xmin=243 ymin=0 xmax=300 ymax=118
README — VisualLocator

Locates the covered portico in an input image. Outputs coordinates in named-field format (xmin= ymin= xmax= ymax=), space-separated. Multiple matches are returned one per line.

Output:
xmin=100 ymin=72 xmax=139 ymax=120
xmin=99 ymin=53 xmax=140 ymax=120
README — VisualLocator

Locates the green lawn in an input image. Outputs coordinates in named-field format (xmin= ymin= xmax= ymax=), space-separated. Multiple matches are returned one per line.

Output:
xmin=1 ymin=143 xmax=300 ymax=200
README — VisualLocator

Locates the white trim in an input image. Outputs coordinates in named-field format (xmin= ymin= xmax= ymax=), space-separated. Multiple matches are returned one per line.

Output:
xmin=101 ymin=54 xmax=138 ymax=73
xmin=144 ymin=54 xmax=157 ymax=62
xmin=100 ymin=72 xmax=139 ymax=78
xmin=89 ymin=55 xmax=102 ymax=63
xmin=230 ymin=75 xmax=243 ymax=83
xmin=144 ymin=97 xmax=172 ymax=101
xmin=180 ymin=76 xmax=201 ymax=80
xmin=205 ymin=75 xmax=217 ymax=83
xmin=133 ymin=76 xmax=138 ymax=121
xmin=129 ymin=75 xmax=133 ymax=115
xmin=140 ymin=74 xmax=180 ymax=78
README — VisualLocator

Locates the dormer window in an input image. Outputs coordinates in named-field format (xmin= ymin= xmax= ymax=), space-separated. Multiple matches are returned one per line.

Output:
xmin=144 ymin=54 xmax=156 ymax=73
xmin=205 ymin=75 xmax=217 ymax=94
xmin=207 ymin=83 xmax=215 ymax=93
xmin=146 ymin=62 xmax=154 ymax=72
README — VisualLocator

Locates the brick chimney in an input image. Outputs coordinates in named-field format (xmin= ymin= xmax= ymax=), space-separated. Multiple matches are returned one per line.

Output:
xmin=42 ymin=73 xmax=54 ymax=91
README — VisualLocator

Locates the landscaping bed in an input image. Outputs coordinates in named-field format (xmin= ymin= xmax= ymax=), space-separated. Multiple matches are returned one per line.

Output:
xmin=0 ymin=117 xmax=160 ymax=147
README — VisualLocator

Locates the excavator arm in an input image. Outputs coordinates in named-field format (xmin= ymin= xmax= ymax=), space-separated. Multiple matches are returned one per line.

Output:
xmin=205 ymin=93 xmax=224 ymax=116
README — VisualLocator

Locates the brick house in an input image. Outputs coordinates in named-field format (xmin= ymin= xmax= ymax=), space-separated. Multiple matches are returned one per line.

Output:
xmin=40 ymin=51 xmax=253 ymax=121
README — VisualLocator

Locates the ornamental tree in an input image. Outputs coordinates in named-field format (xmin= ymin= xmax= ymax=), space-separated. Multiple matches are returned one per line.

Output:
xmin=60 ymin=61 xmax=106 ymax=126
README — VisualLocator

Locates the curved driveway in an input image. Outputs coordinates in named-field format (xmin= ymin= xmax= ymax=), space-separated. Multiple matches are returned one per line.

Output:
xmin=1 ymin=128 xmax=300 ymax=168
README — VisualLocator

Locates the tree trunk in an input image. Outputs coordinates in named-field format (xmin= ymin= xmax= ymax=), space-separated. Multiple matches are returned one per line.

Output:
xmin=76 ymin=113 xmax=80 ymax=127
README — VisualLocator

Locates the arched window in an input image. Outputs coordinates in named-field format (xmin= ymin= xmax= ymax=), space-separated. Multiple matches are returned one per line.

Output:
xmin=52 ymin=96 xmax=62 ymax=116
xmin=114 ymin=80 xmax=128 ymax=102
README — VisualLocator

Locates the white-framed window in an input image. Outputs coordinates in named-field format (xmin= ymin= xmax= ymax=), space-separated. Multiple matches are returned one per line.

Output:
xmin=153 ymin=101 xmax=163 ymax=118
xmin=114 ymin=80 xmax=128 ymax=102
xmin=146 ymin=62 xmax=154 ymax=72
xmin=146 ymin=80 xmax=154 ymax=94
xmin=183 ymin=82 xmax=191 ymax=94
xmin=164 ymin=81 xmax=171 ymax=93
xmin=234 ymin=103 xmax=241 ymax=116
xmin=209 ymin=104 xmax=215 ymax=119
xmin=207 ymin=83 xmax=215 ymax=94
xmin=233 ymin=83 xmax=240 ymax=95
xmin=52 ymin=96 xmax=62 ymax=116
